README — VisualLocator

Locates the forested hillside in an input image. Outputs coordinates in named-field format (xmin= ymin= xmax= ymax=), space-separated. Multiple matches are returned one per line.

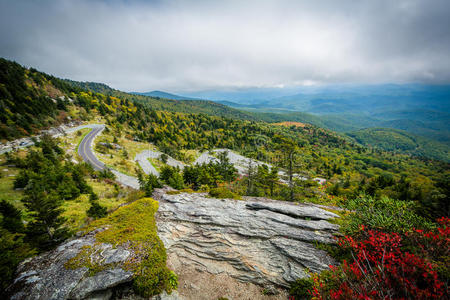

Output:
xmin=349 ymin=128 xmax=450 ymax=162
xmin=213 ymin=85 xmax=450 ymax=149
xmin=63 ymin=79 xmax=260 ymax=121
xmin=0 ymin=58 xmax=77 ymax=139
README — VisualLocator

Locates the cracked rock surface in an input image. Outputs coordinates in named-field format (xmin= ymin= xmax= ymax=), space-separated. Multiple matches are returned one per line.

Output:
xmin=7 ymin=229 xmax=134 ymax=300
xmin=153 ymin=188 xmax=340 ymax=288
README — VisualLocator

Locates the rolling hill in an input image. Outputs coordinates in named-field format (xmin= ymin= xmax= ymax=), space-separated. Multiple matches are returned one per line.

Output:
xmin=182 ymin=84 xmax=450 ymax=145
xmin=348 ymin=128 xmax=450 ymax=162
xmin=63 ymin=81 xmax=261 ymax=121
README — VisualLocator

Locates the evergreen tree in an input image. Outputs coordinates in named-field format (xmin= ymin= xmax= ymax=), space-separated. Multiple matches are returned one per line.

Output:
xmin=277 ymin=137 xmax=299 ymax=201
xmin=167 ymin=172 xmax=185 ymax=190
xmin=267 ymin=167 xmax=279 ymax=197
xmin=0 ymin=200 xmax=24 ymax=233
xmin=143 ymin=174 xmax=162 ymax=196
xmin=160 ymin=166 xmax=185 ymax=190
xmin=23 ymin=185 xmax=67 ymax=250
xmin=245 ymin=159 xmax=256 ymax=196
xmin=87 ymin=192 xmax=107 ymax=219
xmin=216 ymin=151 xmax=237 ymax=182
xmin=160 ymin=153 xmax=168 ymax=164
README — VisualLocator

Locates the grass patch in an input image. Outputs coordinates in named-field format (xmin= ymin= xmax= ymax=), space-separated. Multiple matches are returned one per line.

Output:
xmin=166 ymin=188 xmax=196 ymax=195
xmin=94 ymin=131 xmax=157 ymax=176
xmin=68 ymin=197 xmax=177 ymax=297
xmin=0 ymin=164 xmax=23 ymax=209
xmin=61 ymin=179 xmax=127 ymax=230
xmin=147 ymin=157 xmax=165 ymax=173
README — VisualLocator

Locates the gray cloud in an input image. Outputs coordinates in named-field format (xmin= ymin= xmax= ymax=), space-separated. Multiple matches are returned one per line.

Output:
xmin=1 ymin=0 xmax=449 ymax=92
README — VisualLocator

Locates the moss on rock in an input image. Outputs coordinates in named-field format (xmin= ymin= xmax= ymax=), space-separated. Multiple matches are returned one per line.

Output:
xmin=67 ymin=197 xmax=177 ymax=297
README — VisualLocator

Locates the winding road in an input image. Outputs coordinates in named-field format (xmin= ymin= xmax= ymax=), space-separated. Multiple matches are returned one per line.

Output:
xmin=77 ymin=124 xmax=140 ymax=189
xmin=77 ymin=125 xmax=106 ymax=171
xmin=76 ymin=124 xmax=320 ymax=190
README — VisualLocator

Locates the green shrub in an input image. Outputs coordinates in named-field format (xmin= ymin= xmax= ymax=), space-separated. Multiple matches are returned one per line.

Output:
xmin=209 ymin=187 xmax=241 ymax=199
xmin=98 ymin=168 xmax=116 ymax=180
xmin=160 ymin=166 xmax=184 ymax=190
xmin=289 ymin=278 xmax=314 ymax=300
xmin=0 ymin=229 xmax=36 ymax=295
xmin=343 ymin=195 xmax=435 ymax=234
xmin=141 ymin=174 xmax=162 ymax=196
xmin=167 ymin=271 xmax=178 ymax=292
xmin=0 ymin=200 xmax=24 ymax=233
xmin=313 ymin=242 xmax=351 ymax=263
xmin=87 ymin=201 xmax=107 ymax=219
xmin=167 ymin=172 xmax=185 ymax=190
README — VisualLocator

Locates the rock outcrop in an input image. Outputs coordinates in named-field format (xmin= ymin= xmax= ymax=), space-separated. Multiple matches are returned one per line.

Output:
xmin=7 ymin=229 xmax=135 ymax=300
xmin=154 ymin=188 xmax=340 ymax=289
xmin=9 ymin=189 xmax=340 ymax=299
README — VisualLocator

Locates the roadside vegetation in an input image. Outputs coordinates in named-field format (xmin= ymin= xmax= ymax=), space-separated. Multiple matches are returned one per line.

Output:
xmin=93 ymin=127 xmax=156 ymax=176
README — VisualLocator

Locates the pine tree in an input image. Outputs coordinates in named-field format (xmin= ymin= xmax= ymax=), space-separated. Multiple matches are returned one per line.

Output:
xmin=267 ymin=167 xmax=279 ymax=197
xmin=23 ymin=183 xmax=68 ymax=250
xmin=87 ymin=192 xmax=107 ymax=219
xmin=143 ymin=174 xmax=162 ymax=196
xmin=0 ymin=200 xmax=24 ymax=233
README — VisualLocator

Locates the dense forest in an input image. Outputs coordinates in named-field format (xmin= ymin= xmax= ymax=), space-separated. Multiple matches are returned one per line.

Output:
xmin=0 ymin=58 xmax=449 ymax=298
xmin=63 ymin=79 xmax=261 ymax=121
xmin=349 ymin=127 xmax=450 ymax=162
xmin=0 ymin=58 xmax=75 ymax=139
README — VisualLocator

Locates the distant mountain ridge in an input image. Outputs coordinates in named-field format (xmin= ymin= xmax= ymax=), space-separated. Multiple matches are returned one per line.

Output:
xmin=133 ymin=90 xmax=202 ymax=101
xmin=176 ymin=84 xmax=450 ymax=145
xmin=126 ymin=85 xmax=450 ymax=146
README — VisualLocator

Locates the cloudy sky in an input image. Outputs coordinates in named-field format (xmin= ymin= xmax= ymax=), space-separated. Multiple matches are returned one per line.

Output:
xmin=1 ymin=0 xmax=449 ymax=92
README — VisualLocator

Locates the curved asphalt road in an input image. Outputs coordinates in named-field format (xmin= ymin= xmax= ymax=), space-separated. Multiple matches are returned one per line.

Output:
xmin=77 ymin=125 xmax=106 ymax=171
xmin=77 ymin=125 xmax=140 ymax=189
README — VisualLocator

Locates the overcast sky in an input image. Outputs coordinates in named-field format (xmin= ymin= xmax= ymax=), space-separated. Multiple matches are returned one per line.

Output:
xmin=1 ymin=0 xmax=449 ymax=92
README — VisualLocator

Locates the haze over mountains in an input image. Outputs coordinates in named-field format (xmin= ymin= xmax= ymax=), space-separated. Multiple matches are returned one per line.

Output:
xmin=137 ymin=84 xmax=450 ymax=146
xmin=135 ymin=91 xmax=201 ymax=101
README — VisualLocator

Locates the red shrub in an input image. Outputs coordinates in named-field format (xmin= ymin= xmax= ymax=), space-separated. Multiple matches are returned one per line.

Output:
xmin=311 ymin=220 xmax=449 ymax=299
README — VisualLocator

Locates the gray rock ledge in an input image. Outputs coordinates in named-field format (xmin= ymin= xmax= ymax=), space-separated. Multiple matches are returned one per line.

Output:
xmin=8 ymin=229 xmax=134 ymax=300
xmin=154 ymin=188 xmax=340 ymax=288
